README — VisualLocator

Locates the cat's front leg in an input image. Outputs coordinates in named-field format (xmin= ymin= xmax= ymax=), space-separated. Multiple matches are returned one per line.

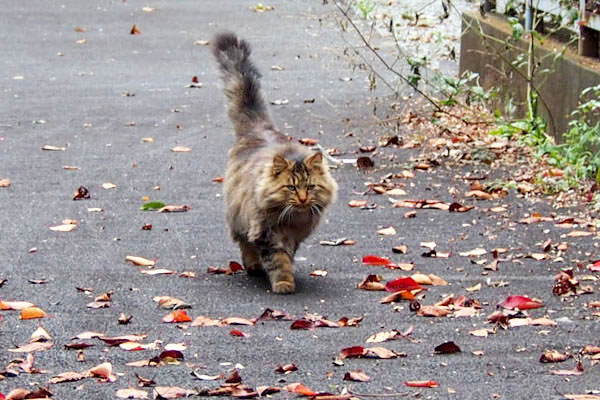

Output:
xmin=261 ymin=247 xmax=295 ymax=294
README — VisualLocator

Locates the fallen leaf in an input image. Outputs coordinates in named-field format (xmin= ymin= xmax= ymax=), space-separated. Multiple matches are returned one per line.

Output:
xmin=385 ymin=277 xmax=423 ymax=292
xmin=126 ymin=255 xmax=155 ymax=267
xmin=417 ymin=305 xmax=451 ymax=317
xmin=157 ymin=205 xmax=190 ymax=213
xmin=405 ymin=380 xmax=439 ymax=388
xmin=377 ymin=226 xmax=396 ymax=236
xmin=540 ymin=350 xmax=570 ymax=363
xmin=152 ymin=387 xmax=193 ymax=399
xmin=299 ymin=138 xmax=318 ymax=146
xmin=8 ymin=341 xmax=54 ymax=353
xmin=343 ymin=370 xmax=371 ymax=382
xmin=116 ymin=388 xmax=149 ymax=399
xmin=230 ymin=329 xmax=250 ymax=338
xmin=283 ymin=383 xmax=316 ymax=397
xmin=566 ymin=231 xmax=594 ymax=237
xmin=49 ymin=371 xmax=86 ymax=384
xmin=358 ymin=275 xmax=386 ymax=291
xmin=102 ymin=182 xmax=117 ymax=189
xmin=130 ymin=24 xmax=141 ymax=35
xmin=171 ymin=146 xmax=191 ymax=152
xmin=459 ymin=248 xmax=487 ymax=257
xmin=310 ymin=270 xmax=328 ymax=277
xmin=0 ymin=178 xmax=11 ymax=187
xmin=275 ymin=363 xmax=298 ymax=374
xmin=87 ymin=362 xmax=117 ymax=382
xmin=41 ymin=145 xmax=66 ymax=151
xmin=20 ymin=307 xmax=46 ymax=320
xmin=0 ymin=300 xmax=35 ymax=310
xmin=348 ymin=200 xmax=367 ymax=208
xmin=140 ymin=269 xmax=176 ymax=275
xmin=434 ymin=341 xmax=461 ymax=354
xmin=550 ymin=361 xmax=584 ymax=376
xmin=499 ymin=295 xmax=544 ymax=310
xmin=162 ymin=310 xmax=192 ymax=323
xmin=362 ymin=255 xmax=392 ymax=266
xmin=49 ymin=223 xmax=77 ymax=232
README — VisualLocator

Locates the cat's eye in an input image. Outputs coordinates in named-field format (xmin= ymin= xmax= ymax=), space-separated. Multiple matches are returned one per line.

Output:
xmin=287 ymin=185 xmax=296 ymax=191
xmin=307 ymin=184 xmax=315 ymax=190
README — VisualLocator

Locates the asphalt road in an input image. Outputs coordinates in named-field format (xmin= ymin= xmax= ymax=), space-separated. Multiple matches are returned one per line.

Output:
xmin=1 ymin=1 xmax=599 ymax=399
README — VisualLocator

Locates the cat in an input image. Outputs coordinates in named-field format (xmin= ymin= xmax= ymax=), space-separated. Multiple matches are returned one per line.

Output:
xmin=212 ymin=32 xmax=338 ymax=294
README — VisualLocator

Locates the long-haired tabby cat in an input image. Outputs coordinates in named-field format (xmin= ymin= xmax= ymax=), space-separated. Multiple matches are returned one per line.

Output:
xmin=212 ymin=32 xmax=338 ymax=294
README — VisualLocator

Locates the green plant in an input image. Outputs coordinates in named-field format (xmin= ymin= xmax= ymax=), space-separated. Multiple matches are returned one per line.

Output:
xmin=433 ymin=71 xmax=497 ymax=106
xmin=354 ymin=0 xmax=376 ymax=19
xmin=541 ymin=85 xmax=600 ymax=184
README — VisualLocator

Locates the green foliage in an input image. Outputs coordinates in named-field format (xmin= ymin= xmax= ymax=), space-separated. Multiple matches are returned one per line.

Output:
xmin=434 ymin=71 xmax=497 ymax=106
xmin=507 ymin=17 xmax=524 ymax=41
xmin=540 ymin=85 xmax=600 ymax=184
xmin=354 ymin=0 xmax=376 ymax=19
xmin=140 ymin=201 xmax=166 ymax=211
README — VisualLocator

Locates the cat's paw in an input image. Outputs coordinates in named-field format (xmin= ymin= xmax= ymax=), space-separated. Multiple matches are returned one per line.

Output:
xmin=272 ymin=280 xmax=295 ymax=294
xmin=246 ymin=264 xmax=264 ymax=276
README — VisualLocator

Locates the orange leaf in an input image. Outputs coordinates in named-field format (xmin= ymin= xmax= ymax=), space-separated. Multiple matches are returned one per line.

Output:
xmin=405 ymin=380 xmax=439 ymax=388
xmin=20 ymin=307 xmax=46 ymax=320
xmin=0 ymin=300 xmax=35 ymax=310
xmin=162 ymin=310 xmax=192 ymax=323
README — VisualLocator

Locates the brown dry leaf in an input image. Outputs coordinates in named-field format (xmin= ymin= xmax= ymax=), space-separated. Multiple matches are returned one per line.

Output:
xmin=153 ymin=296 xmax=190 ymax=310
xmin=152 ymin=387 xmax=193 ymax=399
xmin=411 ymin=273 xmax=433 ymax=285
xmin=417 ymin=305 xmax=451 ymax=317
xmin=540 ymin=350 xmax=570 ymax=363
xmin=566 ymin=231 xmax=594 ymax=238
xmin=0 ymin=178 xmax=10 ymax=187
xmin=42 ymin=145 xmax=66 ymax=151
xmin=465 ymin=190 xmax=493 ymax=200
xmin=49 ymin=223 xmax=77 ymax=232
xmin=171 ymin=146 xmax=191 ymax=152
xmin=130 ymin=24 xmax=141 ymax=35
xmin=221 ymin=317 xmax=256 ymax=326
xmin=366 ymin=330 xmax=399 ymax=343
xmin=377 ymin=226 xmax=396 ymax=236
xmin=469 ymin=328 xmax=493 ymax=337
xmin=0 ymin=300 xmax=35 ymax=310
xmin=126 ymin=255 xmax=155 ymax=267
xmin=194 ymin=40 xmax=210 ymax=45
xmin=459 ymin=248 xmax=487 ymax=257
xmin=49 ymin=371 xmax=86 ymax=384
xmin=140 ymin=269 xmax=176 ymax=276
xmin=310 ymin=270 xmax=328 ymax=277
xmin=30 ymin=326 xmax=52 ymax=342
xmin=8 ymin=341 xmax=54 ymax=353
xmin=466 ymin=283 xmax=482 ymax=293
xmin=366 ymin=347 xmax=403 ymax=359
xmin=357 ymin=274 xmax=386 ymax=291
xmin=157 ymin=205 xmax=190 ymax=213
xmin=392 ymin=245 xmax=408 ymax=254
xmin=275 ymin=363 xmax=298 ymax=374
xmin=116 ymin=388 xmax=149 ymax=399
xmin=343 ymin=370 xmax=371 ymax=382
xmin=191 ymin=316 xmax=221 ymax=327
xmin=87 ymin=362 xmax=117 ymax=382
xmin=550 ymin=361 xmax=584 ymax=376
xmin=72 ymin=331 xmax=105 ymax=340
xmin=429 ymin=274 xmax=448 ymax=285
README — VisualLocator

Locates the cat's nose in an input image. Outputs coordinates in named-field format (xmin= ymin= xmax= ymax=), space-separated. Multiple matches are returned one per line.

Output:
xmin=298 ymin=192 xmax=308 ymax=203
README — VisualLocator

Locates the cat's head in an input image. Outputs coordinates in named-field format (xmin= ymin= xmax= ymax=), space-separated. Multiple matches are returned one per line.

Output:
xmin=259 ymin=151 xmax=337 ymax=216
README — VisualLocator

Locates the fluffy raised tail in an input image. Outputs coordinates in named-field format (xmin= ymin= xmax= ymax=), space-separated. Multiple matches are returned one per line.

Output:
xmin=212 ymin=32 xmax=271 ymax=137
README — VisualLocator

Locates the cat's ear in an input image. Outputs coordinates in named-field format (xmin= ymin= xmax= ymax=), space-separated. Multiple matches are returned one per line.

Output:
xmin=272 ymin=154 xmax=290 ymax=175
xmin=305 ymin=152 xmax=323 ymax=171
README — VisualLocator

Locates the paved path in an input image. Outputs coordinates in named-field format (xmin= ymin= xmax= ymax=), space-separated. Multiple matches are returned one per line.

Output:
xmin=1 ymin=1 xmax=599 ymax=399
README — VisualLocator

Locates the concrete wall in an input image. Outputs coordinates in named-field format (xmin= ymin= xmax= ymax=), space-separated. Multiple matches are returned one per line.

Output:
xmin=459 ymin=11 xmax=600 ymax=141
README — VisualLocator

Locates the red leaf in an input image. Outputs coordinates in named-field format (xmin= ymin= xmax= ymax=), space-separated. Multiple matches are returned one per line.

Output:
xmin=230 ymin=329 xmax=250 ymax=338
xmin=362 ymin=255 xmax=392 ymax=266
xmin=290 ymin=319 xmax=315 ymax=330
xmin=385 ymin=277 xmax=423 ymax=292
xmin=339 ymin=346 xmax=367 ymax=359
xmin=404 ymin=380 xmax=439 ymax=388
xmin=498 ymin=295 xmax=544 ymax=310
xmin=228 ymin=261 xmax=244 ymax=273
